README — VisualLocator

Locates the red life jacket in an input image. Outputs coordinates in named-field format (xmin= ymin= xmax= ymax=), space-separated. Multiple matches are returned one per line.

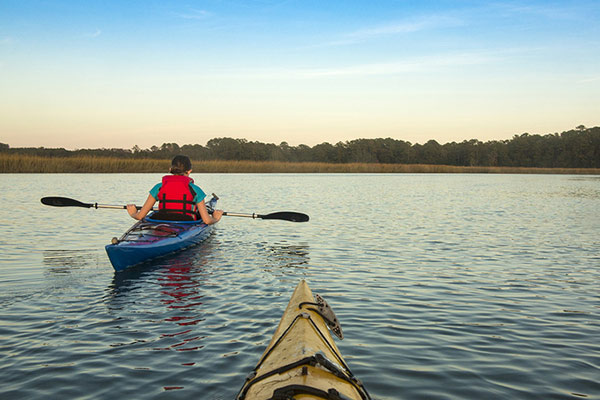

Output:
xmin=157 ymin=175 xmax=198 ymax=219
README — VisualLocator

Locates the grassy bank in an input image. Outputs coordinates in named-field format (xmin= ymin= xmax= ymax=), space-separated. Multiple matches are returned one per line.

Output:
xmin=1 ymin=153 xmax=599 ymax=174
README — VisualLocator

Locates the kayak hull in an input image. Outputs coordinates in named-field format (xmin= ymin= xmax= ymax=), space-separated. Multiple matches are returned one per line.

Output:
xmin=105 ymin=197 xmax=217 ymax=272
xmin=105 ymin=221 xmax=213 ymax=271
xmin=237 ymin=280 xmax=370 ymax=400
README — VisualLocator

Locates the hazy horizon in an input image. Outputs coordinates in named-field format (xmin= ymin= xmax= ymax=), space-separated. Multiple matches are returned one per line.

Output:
xmin=2 ymin=125 xmax=597 ymax=152
xmin=1 ymin=1 xmax=599 ymax=150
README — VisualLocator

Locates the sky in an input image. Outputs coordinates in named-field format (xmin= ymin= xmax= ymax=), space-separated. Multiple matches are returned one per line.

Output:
xmin=0 ymin=0 xmax=599 ymax=149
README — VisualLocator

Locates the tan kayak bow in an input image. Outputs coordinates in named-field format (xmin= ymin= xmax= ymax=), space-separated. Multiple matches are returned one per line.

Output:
xmin=237 ymin=280 xmax=371 ymax=400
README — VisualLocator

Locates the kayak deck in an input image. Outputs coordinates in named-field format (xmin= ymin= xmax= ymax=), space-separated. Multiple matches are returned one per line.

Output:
xmin=237 ymin=280 xmax=371 ymax=400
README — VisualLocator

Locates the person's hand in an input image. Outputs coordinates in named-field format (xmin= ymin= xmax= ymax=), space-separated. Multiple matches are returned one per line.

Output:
xmin=127 ymin=204 xmax=138 ymax=218
xmin=212 ymin=209 xmax=223 ymax=222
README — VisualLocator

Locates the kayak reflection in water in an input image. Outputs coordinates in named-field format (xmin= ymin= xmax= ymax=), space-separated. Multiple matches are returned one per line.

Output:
xmin=126 ymin=155 xmax=223 ymax=224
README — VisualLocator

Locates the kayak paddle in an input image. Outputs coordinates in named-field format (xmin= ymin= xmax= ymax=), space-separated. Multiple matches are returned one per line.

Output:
xmin=41 ymin=196 xmax=132 ymax=209
xmin=40 ymin=196 xmax=309 ymax=222
xmin=222 ymin=211 xmax=309 ymax=222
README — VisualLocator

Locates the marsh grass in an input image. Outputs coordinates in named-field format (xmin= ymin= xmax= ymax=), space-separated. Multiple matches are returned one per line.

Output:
xmin=0 ymin=154 xmax=170 ymax=173
xmin=1 ymin=153 xmax=599 ymax=174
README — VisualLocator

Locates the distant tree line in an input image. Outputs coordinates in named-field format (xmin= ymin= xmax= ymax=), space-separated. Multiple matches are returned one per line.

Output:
xmin=2 ymin=126 xmax=599 ymax=168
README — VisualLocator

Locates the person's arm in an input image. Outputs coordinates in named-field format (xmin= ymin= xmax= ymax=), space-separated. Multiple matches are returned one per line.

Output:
xmin=196 ymin=200 xmax=223 ymax=225
xmin=127 ymin=194 xmax=156 ymax=220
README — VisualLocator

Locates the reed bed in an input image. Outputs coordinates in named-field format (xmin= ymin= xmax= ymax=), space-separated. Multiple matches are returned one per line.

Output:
xmin=0 ymin=154 xmax=170 ymax=173
xmin=1 ymin=153 xmax=599 ymax=174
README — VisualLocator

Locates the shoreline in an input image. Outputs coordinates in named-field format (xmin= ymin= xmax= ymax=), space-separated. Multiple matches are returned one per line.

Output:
xmin=1 ymin=154 xmax=599 ymax=174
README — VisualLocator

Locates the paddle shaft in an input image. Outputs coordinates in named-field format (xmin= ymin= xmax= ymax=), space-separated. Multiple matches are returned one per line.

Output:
xmin=223 ymin=212 xmax=261 ymax=218
xmin=97 ymin=203 xmax=146 ymax=210
xmin=95 ymin=203 xmax=140 ymax=210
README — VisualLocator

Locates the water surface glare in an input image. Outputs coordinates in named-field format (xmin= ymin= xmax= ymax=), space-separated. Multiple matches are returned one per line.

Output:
xmin=0 ymin=173 xmax=599 ymax=399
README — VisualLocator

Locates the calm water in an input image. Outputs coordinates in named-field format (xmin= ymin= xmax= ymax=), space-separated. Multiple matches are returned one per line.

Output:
xmin=0 ymin=173 xmax=599 ymax=400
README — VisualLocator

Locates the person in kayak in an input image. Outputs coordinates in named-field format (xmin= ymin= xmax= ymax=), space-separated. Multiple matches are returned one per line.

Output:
xmin=126 ymin=155 xmax=223 ymax=224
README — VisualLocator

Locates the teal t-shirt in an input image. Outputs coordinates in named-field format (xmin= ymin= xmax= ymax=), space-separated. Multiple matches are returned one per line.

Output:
xmin=149 ymin=182 xmax=206 ymax=204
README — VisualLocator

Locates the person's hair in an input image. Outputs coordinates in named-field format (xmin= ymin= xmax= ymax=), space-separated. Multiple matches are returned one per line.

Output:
xmin=170 ymin=155 xmax=192 ymax=175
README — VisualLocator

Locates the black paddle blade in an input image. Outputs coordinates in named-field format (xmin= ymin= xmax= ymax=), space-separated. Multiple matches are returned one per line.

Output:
xmin=259 ymin=211 xmax=309 ymax=222
xmin=41 ymin=197 xmax=93 ymax=208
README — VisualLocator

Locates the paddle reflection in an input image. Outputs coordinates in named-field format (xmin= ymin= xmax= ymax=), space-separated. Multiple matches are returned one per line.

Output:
xmin=43 ymin=249 xmax=98 ymax=273
xmin=263 ymin=241 xmax=310 ymax=271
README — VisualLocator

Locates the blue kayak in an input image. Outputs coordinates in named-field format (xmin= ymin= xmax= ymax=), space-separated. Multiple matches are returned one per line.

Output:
xmin=106 ymin=196 xmax=218 ymax=272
